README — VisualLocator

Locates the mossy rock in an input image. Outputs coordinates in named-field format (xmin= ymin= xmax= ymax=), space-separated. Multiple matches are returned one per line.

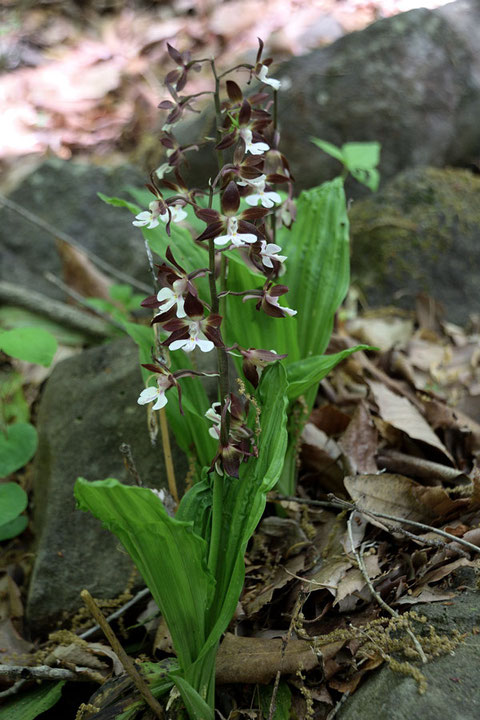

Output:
xmin=350 ymin=167 xmax=480 ymax=324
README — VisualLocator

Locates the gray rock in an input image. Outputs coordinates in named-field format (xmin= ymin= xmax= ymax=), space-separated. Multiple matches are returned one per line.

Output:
xmin=26 ymin=336 xmax=188 ymax=635
xmin=0 ymin=158 xmax=149 ymax=301
xmin=339 ymin=586 xmax=480 ymax=720
xmin=349 ymin=167 xmax=480 ymax=324
xmin=178 ymin=3 xmax=480 ymax=196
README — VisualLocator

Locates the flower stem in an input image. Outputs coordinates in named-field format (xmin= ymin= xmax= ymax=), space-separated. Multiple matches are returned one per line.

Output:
xmin=207 ymin=471 xmax=224 ymax=576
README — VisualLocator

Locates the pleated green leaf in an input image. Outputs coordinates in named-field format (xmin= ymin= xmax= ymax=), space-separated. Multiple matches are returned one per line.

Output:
xmin=203 ymin=363 xmax=289 ymax=647
xmin=0 ymin=681 xmax=65 ymax=720
xmin=281 ymin=179 xmax=350 ymax=360
xmin=286 ymin=345 xmax=369 ymax=400
xmin=74 ymin=478 xmax=215 ymax=671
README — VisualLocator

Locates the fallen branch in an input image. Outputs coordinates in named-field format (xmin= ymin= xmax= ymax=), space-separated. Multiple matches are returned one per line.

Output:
xmin=78 ymin=587 xmax=150 ymax=641
xmin=0 ymin=282 xmax=112 ymax=339
xmin=81 ymin=589 xmax=164 ymax=719
xmin=0 ymin=192 xmax=151 ymax=293
xmin=0 ymin=664 xmax=81 ymax=682
xmin=274 ymin=494 xmax=480 ymax=555
xmin=346 ymin=513 xmax=427 ymax=664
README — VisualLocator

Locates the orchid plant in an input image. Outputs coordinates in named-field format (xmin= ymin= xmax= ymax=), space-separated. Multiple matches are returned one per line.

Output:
xmin=75 ymin=40 xmax=368 ymax=720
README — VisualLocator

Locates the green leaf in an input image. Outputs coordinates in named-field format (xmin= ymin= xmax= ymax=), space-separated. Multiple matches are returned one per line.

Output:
xmin=282 ymin=179 xmax=350 ymax=360
xmin=0 ymin=423 xmax=38 ymax=477
xmin=0 ymin=482 xmax=27 ymax=525
xmin=201 ymin=363 xmax=289 ymax=649
xmin=109 ymin=283 xmax=133 ymax=304
xmin=342 ymin=141 xmax=381 ymax=171
xmin=259 ymin=681 xmax=292 ymax=720
xmin=310 ymin=137 xmax=345 ymax=163
xmin=97 ymin=192 xmax=141 ymax=215
xmin=0 ymin=681 xmax=65 ymax=720
xmin=74 ymin=478 xmax=215 ymax=671
xmin=0 ymin=514 xmax=28 ymax=541
xmin=0 ymin=327 xmax=57 ymax=367
xmin=350 ymin=166 xmax=380 ymax=192
xmin=286 ymin=345 xmax=369 ymax=400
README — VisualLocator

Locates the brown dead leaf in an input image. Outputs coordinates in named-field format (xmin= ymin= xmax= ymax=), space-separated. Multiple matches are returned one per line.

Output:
xmin=346 ymin=473 xmax=475 ymax=526
xmin=344 ymin=473 xmax=435 ymax=528
xmin=56 ymin=239 xmax=112 ymax=300
xmin=305 ymin=557 xmax=352 ymax=595
xmin=328 ymin=654 xmax=383 ymax=694
xmin=419 ymin=557 xmax=474 ymax=585
xmin=244 ymin=555 xmax=305 ymax=617
xmin=310 ymin=405 xmax=351 ymax=436
xmin=338 ymin=401 xmax=378 ymax=474
xmin=0 ymin=618 xmax=34 ymax=665
xmin=368 ymin=380 xmax=453 ymax=462
xmin=0 ymin=573 xmax=23 ymax=621
xmin=347 ymin=314 xmax=414 ymax=352
xmin=377 ymin=449 xmax=467 ymax=484
xmin=216 ymin=633 xmax=318 ymax=684
xmin=395 ymin=588 xmax=456 ymax=605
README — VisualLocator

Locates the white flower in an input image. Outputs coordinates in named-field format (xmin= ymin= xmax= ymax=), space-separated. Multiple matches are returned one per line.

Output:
xmin=133 ymin=201 xmax=187 ymax=230
xmin=155 ymin=278 xmax=187 ymax=318
xmin=137 ymin=375 xmax=171 ymax=410
xmin=214 ymin=217 xmax=257 ymax=248
xmin=243 ymin=176 xmax=282 ymax=209
xmin=169 ymin=320 xmax=214 ymax=353
xmin=260 ymin=241 xmax=287 ymax=269
xmin=205 ymin=403 xmax=222 ymax=439
xmin=266 ymin=289 xmax=297 ymax=317
xmin=160 ymin=204 xmax=188 ymax=223
xmin=239 ymin=128 xmax=269 ymax=155
xmin=133 ymin=200 xmax=162 ymax=229
xmin=257 ymin=65 xmax=281 ymax=91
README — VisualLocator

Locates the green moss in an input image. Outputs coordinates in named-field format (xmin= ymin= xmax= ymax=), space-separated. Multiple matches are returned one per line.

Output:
xmin=349 ymin=168 xmax=480 ymax=319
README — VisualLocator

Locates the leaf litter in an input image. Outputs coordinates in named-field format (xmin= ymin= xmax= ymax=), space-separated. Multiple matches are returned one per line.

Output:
xmin=2 ymin=271 xmax=480 ymax=715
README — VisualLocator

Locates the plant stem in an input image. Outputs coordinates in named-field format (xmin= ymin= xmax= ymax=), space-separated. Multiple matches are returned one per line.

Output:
xmin=81 ymin=589 xmax=165 ymax=719
xmin=159 ymin=408 xmax=179 ymax=504
xmin=207 ymin=471 xmax=224 ymax=575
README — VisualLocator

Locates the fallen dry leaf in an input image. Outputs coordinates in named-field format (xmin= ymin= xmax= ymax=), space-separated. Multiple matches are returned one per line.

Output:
xmin=347 ymin=314 xmax=414 ymax=352
xmin=368 ymin=380 xmax=453 ymax=462
xmin=56 ymin=239 xmax=112 ymax=300
xmin=344 ymin=473 xmax=435 ymax=528
xmin=216 ymin=633 xmax=318 ymax=684
xmin=244 ymin=554 xmax=305 ymax=617
xmin=338 ymin=401 xmax=378 ymax=475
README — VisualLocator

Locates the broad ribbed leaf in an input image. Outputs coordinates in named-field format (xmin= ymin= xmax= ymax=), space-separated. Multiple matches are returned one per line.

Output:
xmin=203 ymin=363 xmax=289 ymax=647
xmin=281 ymin=179 xmax=350 ymax=359
xmin=74 ymin=478 xmax=215 ymax=670
xmin=0 ymin=681 xmax=64 ymax=720
xmin=286 ymin=346 xmax=369 ymax=400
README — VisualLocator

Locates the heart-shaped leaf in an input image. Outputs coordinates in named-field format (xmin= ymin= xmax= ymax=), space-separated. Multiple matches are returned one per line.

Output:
xmin=0 ymin=515 xmax=28 ymax=541
xmin=0 ymin=327 xmax=58 ymax=367
xmin=0 ymin=423 xmax=38 ymax=477
xmin=0 ymin=482 xmax=28 ymax=525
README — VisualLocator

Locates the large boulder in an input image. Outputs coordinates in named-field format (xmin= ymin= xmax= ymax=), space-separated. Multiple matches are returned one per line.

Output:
xmin=26 ymin=336 xmax=188 ymax=635
xmin=349 ymin=167 xmax=480 ymax=324
xmin=0 ymin=159 xmax=148 ymax=302
xmin=339 ymin=584 xmax=480 ymax=720
xmin=177 ymin=2 xmax=480 ymax=195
